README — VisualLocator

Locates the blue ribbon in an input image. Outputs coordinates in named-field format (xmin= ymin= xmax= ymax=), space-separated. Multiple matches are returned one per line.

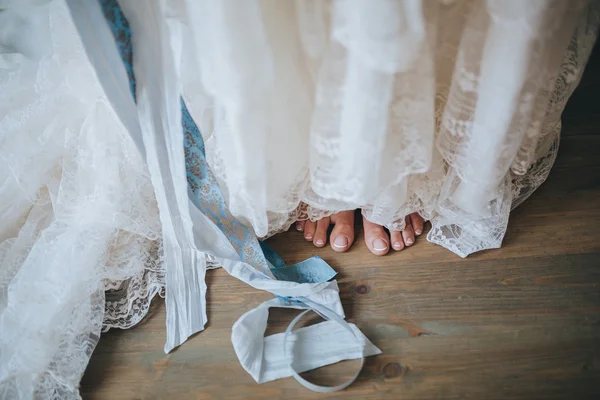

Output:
xmin=259 ymin=241 xmax=337 ymax=283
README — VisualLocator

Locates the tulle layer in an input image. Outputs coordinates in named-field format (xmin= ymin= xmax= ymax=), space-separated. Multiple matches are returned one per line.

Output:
xmin=0 ymin=2 xmax=163 ymax=397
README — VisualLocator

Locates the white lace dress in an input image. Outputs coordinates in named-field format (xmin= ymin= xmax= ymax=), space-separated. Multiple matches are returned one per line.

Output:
xmin=179 ymin=0 xmax=599 ymax=256
xmin=0 ymin=1 xmax=164 ymax=397
xmin=1 ymin=0 xmax=599 ymax=399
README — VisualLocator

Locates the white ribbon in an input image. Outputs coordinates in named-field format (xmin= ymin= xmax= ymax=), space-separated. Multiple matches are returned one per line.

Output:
xmin=232 ymin=297 xmax=381 ymax=388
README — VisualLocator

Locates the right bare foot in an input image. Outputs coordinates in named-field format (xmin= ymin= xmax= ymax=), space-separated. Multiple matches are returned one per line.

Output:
xmin=362 ymin=213 xmax=424 ymax=256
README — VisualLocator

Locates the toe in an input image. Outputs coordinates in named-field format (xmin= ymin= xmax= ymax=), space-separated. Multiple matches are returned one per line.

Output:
xmin=304 ymin=220 xmax=316 ymax=242
xmin=363 ymin=216 xmax=390 ymax=256
xmin=410 ymin=212 xmax=424 ymax=236
xmin=313 ymin=217 xmax=330 ymax=247
xmin=390 ymin=230 xmax=404 ymax=251
xmin=329 ymin=211 xmax=355 ymax=252
xmin=402 ymin=216 xmax=415 ymax=246
xmin=295 ymin=220 xmax=306 ymax=232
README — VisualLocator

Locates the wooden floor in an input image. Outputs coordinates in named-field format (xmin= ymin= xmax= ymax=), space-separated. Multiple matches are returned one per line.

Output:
xmin=82 ymin=49 xmax=600 ymax=399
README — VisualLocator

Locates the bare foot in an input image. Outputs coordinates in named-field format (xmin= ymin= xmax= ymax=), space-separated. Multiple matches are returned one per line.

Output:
xmin=294 ymin=210 xmax=356 ymax=252
xmin=363 ymin=213 xmax=424 ymax=256
xmin=294 ymin=210 xmax=425 ymax=256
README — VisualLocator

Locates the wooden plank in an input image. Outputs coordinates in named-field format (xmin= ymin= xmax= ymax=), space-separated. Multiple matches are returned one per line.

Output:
xmin=82 ymin=231 xmax=600 ymax=399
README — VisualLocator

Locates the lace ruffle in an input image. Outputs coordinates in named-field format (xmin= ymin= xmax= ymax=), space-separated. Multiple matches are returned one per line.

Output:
xmin=180 ymin=0 xmax=599 ymax=254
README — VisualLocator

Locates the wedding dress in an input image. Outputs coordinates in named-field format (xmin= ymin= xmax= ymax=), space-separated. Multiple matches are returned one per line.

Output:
xmin=1 ymin=0 xmax=598 ymax=399
xmin=179 ymin=0 xmax=599 ymax=256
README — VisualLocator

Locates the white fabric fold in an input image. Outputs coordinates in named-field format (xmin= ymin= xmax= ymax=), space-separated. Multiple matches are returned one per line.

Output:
xmin=65 ymin=0 xmax=145 ymax=158
xmin=232 ymin=297 xmax=381 ymax=386
xmin=87 ymin=0 xmax=209 ymax=353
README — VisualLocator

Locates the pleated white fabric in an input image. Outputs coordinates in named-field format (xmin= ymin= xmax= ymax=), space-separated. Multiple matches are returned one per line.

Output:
xmin=178 ymin=0 xmax=599 ymax=257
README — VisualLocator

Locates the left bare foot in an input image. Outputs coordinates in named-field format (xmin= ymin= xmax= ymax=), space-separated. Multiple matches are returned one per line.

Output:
xmin=295 ymin=210 xmax=356 ymax=252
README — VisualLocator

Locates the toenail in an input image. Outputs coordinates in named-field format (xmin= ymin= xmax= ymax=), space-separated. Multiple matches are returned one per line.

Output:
xmin=305 ymin=234 xmax=312 ymax=240
xmin=406 ymin=238 xmax=414 ymax=244
xmin=333 ymin=236 xmax=349 ymax=248
xmin=373 ymin=238 xmax=388 ymax=251
xmin=393 ymin=242 xmax=403 ymax=249
xmin=296 ymin=224 xmax=303 ymax=232
xmin=316 ymin=239 xmax=324 ymax=245
xmin=415 ymin=229 xmax=422 ymax=235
